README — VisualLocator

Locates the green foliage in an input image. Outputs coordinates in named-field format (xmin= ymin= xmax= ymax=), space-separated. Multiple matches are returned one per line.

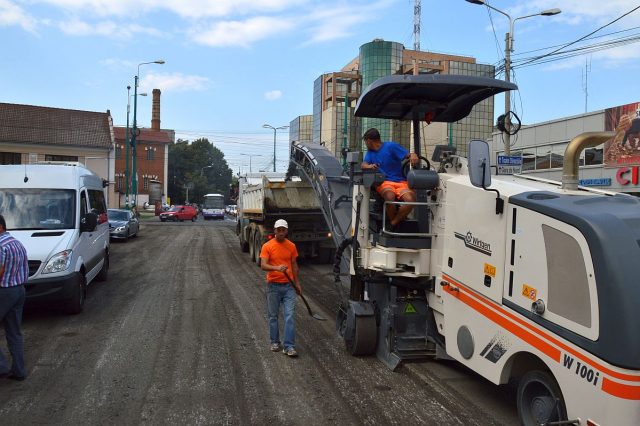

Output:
xmin=168 ymin=138 xmax=233 ymax=204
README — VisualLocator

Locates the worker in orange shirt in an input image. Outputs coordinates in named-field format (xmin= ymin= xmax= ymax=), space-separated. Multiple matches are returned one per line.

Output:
xmin=260 ymin=219 xmax=301 ymax=357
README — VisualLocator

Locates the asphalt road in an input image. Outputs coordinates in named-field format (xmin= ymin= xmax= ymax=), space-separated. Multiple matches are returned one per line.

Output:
xmin=0 ymin=217 xmax=519 ymax=425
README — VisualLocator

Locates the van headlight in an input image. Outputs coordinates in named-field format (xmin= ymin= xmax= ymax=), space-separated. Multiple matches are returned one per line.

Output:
xmin=42 ymin=250 xmax=73 ymax=274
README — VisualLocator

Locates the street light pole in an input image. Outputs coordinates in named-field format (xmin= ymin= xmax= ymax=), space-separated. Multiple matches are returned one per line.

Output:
xmin=125 ymin=85 xmax=131 ymax=208
xmin=466 ymin=0 xmax=560 ymax=155
xmin=125 ymin=89 xmax=147 ymax=208
xmin=131 ymin=59 xmax=165 ymax=209
xmin=262 ymin=124 xmax=289 ymax=172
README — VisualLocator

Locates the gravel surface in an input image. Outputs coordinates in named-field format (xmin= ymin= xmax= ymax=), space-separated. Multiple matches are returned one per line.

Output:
xmin=0 ymin=218 xmax=518 ymax=425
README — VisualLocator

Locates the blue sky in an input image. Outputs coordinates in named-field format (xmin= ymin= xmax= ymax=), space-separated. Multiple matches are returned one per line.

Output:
xmin=1 ymin=0 xmax=640 ymax=172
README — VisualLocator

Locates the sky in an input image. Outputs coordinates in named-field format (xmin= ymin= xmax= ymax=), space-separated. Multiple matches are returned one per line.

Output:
xmin=2 ymin=0 xmax=640 ymax=173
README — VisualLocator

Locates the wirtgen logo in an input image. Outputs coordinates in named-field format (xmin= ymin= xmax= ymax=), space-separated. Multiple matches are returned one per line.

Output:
xmin=454 ymin=231 xmax=492 ymax=256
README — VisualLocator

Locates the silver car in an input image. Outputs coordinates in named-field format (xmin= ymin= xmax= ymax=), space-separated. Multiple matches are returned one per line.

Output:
xmin=108 ymin=209 xmax=140 ymax=240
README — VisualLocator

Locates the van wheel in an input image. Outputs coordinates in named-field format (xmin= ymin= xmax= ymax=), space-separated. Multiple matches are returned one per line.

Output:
xmin=96 ymin=250 xmax=109 ymax=281
xmin=517 ymin=370 xmax=567 ymax=426
xmin=65 ymin=274 xmax=86 ymax=315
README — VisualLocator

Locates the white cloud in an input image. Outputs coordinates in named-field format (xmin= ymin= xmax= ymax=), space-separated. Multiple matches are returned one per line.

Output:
xmin=58 ymin=19 xmax=162 ymax=38
xmin=189 ymin=16 xmax=293 ymax=48
xmin=140 ymin=72 xmax=210 ymax=93
xmin=31 ymin=0 xmax=306 ymax=18
xmin=0 ymin=0 xmax=37 ymax=31
xmin=264 ymin=90 xmax=282 ymax=100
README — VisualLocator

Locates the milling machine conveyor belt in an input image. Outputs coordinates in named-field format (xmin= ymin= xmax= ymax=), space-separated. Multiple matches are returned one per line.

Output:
xmin=288 ymin=142 xmax=353 ymax=258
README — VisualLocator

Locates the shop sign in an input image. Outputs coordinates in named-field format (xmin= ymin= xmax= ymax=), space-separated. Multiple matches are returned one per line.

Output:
xmin=616 ymin=166 xmax=640 ymax=185
xmin=578 ymin=178 xmax=612 ymax=187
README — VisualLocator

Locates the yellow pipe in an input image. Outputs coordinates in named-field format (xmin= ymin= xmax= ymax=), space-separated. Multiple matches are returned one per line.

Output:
xmin=562 ymin=132 xmax=614 ymax=190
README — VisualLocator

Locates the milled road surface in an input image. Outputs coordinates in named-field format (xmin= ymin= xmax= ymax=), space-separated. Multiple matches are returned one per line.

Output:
xmin=0 ymin=218 xmax=519 ymax=425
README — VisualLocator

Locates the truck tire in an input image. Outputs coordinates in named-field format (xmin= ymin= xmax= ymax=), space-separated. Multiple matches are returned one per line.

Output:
xmin=253 ymin=231 xmax=262 ymax=266
xmin=249 ymin=230 xmax=256 ymax=259
xmin=65 ymin=274 xmax=86 ymax=315
xmin=517 ymin=370 xmax=567 ymax=426
xmin=238 ymin=223 xmax=249 ymax=252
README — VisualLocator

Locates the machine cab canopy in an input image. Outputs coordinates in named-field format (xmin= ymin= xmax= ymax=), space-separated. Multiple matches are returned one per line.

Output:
xmin=354 ymin=74 xmax=517 ymax=123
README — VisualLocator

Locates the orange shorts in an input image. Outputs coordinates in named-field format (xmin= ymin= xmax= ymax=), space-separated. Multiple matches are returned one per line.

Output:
xmin=376 ymin=180 xmax=414 ymax=199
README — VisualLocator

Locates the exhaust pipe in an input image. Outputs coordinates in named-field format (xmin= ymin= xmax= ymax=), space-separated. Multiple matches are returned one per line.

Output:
xmin=562 ymin=132 xmax=614 ymax=190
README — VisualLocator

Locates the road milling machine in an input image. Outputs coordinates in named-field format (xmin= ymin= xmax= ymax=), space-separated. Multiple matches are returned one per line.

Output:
xmin=288 ymin=74 xmax=640 ymax=425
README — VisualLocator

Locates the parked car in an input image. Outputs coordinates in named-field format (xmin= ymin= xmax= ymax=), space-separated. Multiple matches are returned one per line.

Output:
xmin=159 ymin=205 xmax=198 ymax=222
xmin=108 ymin=208 xmax=140 ymax=240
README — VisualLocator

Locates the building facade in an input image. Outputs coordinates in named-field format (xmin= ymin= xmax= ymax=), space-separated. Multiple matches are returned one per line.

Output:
xmin=0 ymin=103 xmax=117 ymax=207
xmin=490 ymin=100 xmax=640 ymax=195
xmin=301 ymin=39 xmax=496 ymax=162
xmin=113 ymin=89 xmax=173 ymax=208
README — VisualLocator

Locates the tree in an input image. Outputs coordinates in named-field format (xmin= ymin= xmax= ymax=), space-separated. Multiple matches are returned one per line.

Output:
xmin=168 ymin=138 xmax=233 ymax=204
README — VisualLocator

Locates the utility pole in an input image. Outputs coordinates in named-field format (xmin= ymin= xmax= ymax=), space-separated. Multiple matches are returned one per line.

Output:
xmin=414 ymin=0 xmax=421 ymax=51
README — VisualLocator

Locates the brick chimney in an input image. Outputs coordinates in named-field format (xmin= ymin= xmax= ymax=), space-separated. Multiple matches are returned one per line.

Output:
xmin=151 ymin=89 xmax=161 ymax=131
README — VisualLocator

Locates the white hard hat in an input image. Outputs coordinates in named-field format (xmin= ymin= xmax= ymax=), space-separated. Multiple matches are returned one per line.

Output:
xmin=274 ymin=219 xmax=288 ymax=229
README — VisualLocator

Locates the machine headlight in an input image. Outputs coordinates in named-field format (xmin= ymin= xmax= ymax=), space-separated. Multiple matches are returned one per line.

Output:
xmin=42 ymin=250 xmax=73 ymax=274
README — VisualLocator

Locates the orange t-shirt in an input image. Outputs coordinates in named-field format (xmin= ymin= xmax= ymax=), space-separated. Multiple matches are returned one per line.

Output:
xmin=260 ymin=238 xmax=298 ymax=283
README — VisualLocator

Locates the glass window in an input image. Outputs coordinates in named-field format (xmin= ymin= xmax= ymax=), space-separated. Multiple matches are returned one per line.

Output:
xmin=584 ymin=145 xmax=603 ymax=166
xmin=116 ymin=146 xmax=122 ymax=159
xmin=0 ymin=188 xmax=75 ymax=230
xmin=0 ymin=152 xmax=21 ymax=165
xmin=522 ymin=148 xmax=536 ymax=171
xmin=88 ymin=189 xmax=106 ymax=215
xmin=143 ymin=177 xmax=149 ymax=190
xmin=146 ymin=149 xmax=154 ymax=160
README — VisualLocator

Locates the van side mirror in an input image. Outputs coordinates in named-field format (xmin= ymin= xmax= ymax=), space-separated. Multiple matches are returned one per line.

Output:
xmin=468 ymin=139 xmax=491 ymax=188
xmin=80 ymin=212 xmax=98 ymax=233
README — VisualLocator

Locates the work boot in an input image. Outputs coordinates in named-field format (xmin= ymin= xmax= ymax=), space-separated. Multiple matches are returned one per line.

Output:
xmin=270 ymin=343 xmax=282 ymax=352
xmin=283 ymin=347 xmax=298 ymax=357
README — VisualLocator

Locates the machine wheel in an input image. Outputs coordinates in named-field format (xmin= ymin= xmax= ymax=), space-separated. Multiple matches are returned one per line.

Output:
xmin=253 ymin=231 xmax=262 ymax=266
xmin=517 ymin=370 xmax=567 ymax=426
xmin=65 ymin=274 xmax=86 ymax=315
xmin=345 ymin=315 xmax=377 ymax=356
xmin=95 ymin=250 xmax=109 ymax=281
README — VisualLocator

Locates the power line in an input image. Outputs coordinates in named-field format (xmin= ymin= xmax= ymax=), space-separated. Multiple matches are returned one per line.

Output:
xmin=514 ymin=5 xmax=640 ymax=69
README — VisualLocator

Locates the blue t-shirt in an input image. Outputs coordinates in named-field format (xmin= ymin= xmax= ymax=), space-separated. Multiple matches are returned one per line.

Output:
xmin=364 ymin=141 xmax=408 ymax=182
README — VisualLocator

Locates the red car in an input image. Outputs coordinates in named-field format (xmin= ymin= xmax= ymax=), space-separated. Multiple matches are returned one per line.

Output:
xmin=159 ymin=205 xmax=198 ymax=222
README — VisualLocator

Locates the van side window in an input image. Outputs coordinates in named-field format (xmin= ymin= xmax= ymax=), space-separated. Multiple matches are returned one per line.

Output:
xmin=88 ymin=189 xmax=106 ymax=215
xmin=80 ymin=191 xmax=88 ymax=217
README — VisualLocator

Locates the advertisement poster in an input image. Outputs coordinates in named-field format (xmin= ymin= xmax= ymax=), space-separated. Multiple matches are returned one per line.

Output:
xmin=604 ymin=102 xmax=640 ymax=167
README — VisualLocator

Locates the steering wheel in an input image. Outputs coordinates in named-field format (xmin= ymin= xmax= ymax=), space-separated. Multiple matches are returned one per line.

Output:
xmin=402 ymin=155 xmax=431 ymax=179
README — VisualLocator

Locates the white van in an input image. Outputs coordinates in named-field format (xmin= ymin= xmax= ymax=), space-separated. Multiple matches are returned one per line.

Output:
xmin=0 ymin=163 xmax=110 ymax=314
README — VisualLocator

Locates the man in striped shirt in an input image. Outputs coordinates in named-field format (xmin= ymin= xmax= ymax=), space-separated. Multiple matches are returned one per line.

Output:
xmin=0 ymin=214 xmax=29 ymax=381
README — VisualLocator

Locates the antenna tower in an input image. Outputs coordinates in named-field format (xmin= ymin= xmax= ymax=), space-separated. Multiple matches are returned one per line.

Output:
xmin=414 ymin=0 xmax=421 ymax=51
xmin=581 ymin=56 xmax=592 ymax=113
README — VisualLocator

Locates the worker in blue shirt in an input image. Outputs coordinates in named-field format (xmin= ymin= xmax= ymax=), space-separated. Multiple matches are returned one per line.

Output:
xmin=361 ymin=128 xmax=419 ymax=228
xmin=0 ymin=214 xmax=29 ymax=381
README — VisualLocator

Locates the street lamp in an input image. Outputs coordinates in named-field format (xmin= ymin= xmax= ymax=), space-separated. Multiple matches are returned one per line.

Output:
xmin=240 ymin=153 xmax=263 ymax=173
xmin=466 ymin=0 xmax=560 ymax=155
xmin=131 ymin=59 xmax=165 ymax=209
xmin=262 ymin=124 xmax=288 ymax=172
xmin=124 ymin=89 xmax=147 ymax=208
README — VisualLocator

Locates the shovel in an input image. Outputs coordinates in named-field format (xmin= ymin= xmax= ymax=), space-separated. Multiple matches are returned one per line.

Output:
xmin=284 ymin=270 xmax=326 ymax=321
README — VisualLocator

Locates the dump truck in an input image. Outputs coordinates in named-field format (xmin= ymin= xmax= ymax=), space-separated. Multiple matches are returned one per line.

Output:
xmin=288 ymin=74 xmax=640 ymax=426
xmin=236 ymin=173 xmax=333 ymax=264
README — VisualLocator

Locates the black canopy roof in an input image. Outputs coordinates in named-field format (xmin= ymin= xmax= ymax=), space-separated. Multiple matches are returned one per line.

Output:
xmin=354 ymin=74 xmax=517 ymax=123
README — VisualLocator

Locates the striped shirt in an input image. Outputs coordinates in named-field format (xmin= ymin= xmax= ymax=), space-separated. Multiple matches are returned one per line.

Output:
xmin=0 ymin=231 xmax=29 ymax=288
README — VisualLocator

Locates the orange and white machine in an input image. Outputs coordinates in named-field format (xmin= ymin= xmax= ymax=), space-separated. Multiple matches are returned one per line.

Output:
xmin=290 ymin=74 xmax=640 ymax=425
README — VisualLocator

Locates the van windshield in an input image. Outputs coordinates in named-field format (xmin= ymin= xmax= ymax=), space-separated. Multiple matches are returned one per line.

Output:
xmin=0 ymin=189 xmax=76 ymax=230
